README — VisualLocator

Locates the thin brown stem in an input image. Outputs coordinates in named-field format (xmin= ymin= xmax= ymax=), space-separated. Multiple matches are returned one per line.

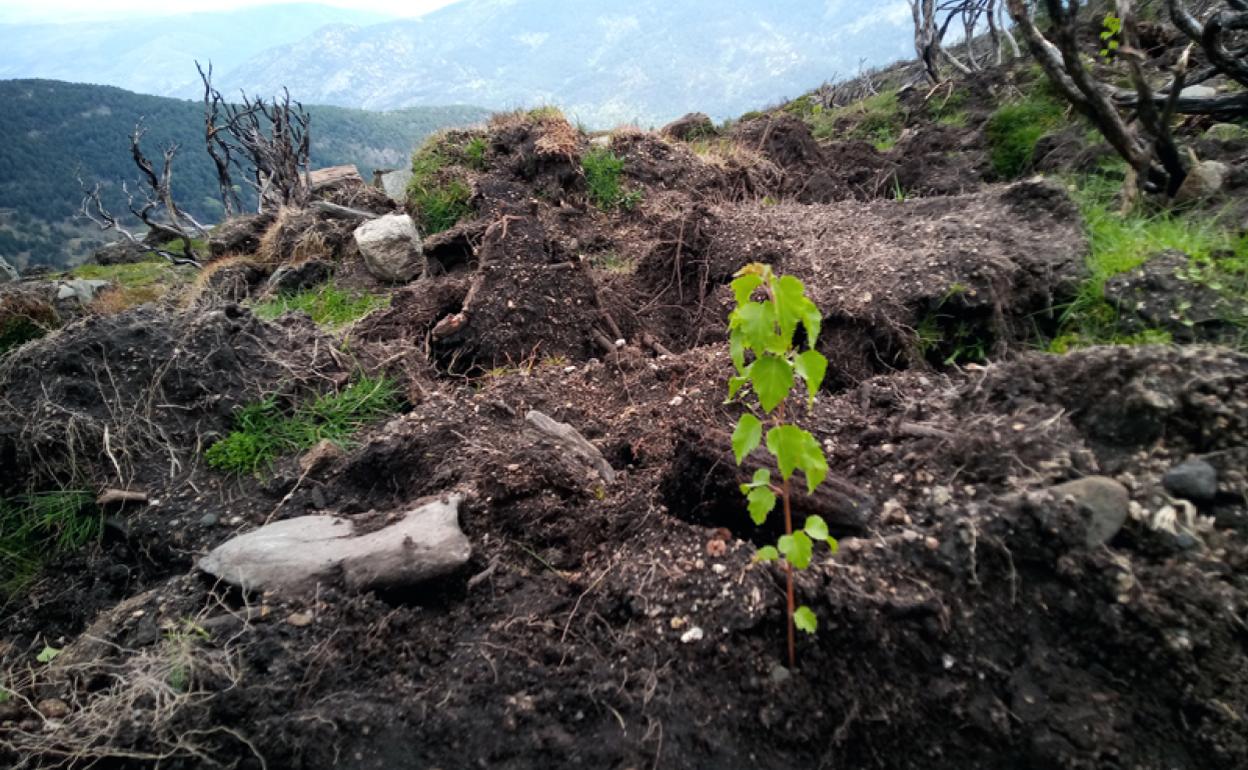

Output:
xmin=782 ymin=474 xmax=795 ymax=669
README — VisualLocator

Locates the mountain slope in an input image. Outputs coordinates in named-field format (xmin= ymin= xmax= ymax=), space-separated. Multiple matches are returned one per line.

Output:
xmin=0 ymin=79 xmax=488 ymax=267
xmin=209 ymin=0 xmax=914 ymax=127
xmin=0 ymin=4 xmax=394 ymax=97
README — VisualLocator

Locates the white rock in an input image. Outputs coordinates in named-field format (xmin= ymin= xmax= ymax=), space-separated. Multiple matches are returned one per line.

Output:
xmin=680 ymin=626 xmax=704 ymax=644
xmin=56 ymin=279 xmax=110 ymax=303
xmin=353 ymin=213 xmax=423 ymax=283
xmin=198 ymin=494 xmax=470 ymax=595
xmin=1180 ymin=85 xmax=1217 ymax=99
xmin=0 ymin=256 xmax=18 ymax=283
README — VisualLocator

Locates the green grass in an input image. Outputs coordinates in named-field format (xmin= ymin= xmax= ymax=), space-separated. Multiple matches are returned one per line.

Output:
xmin=986 ymin=89 xmax=1068 ymax=179
xmin=254 ymin=284 xmax=389 ymax=328
xmin=464 ymin=136 xmax=489 ymax=171
xmin=1 ymin=490 xmax=97 ymax=597
xmin=205 ymin=375 xmax=400 ymax=475
xmin=790 ymin=90 xmax=903 ymax=149
xmin=407 ymin=138 xmax=474 ymax=234
xmin=582 ymin=147 xmax=641 ymax=211
xmin=1049 ymin=169 xmax=1248 ymax=350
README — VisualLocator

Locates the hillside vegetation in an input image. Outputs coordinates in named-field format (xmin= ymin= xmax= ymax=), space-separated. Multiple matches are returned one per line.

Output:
xmin=0 ymin=79 xmax=487 ymax=268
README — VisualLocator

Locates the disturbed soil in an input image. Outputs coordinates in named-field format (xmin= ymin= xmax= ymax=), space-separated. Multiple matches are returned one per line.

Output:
xmin=2 ymin=68 xmax=1247 ymax=770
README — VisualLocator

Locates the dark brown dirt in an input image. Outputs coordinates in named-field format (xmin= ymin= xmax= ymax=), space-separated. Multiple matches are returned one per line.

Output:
xmin=3 ymin=54 xmax=1247 ymax=770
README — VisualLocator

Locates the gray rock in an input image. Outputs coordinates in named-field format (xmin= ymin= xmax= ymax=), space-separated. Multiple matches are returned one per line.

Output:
xmin=90 ymin=240 xmax=150 ymax=266
xmin=55 ymin=279 xmax=110 ymax=304
xmin=0 ymin=256 xmax=19 ymax=283
xmin=199 ymin=513 xmax=219 ymax=528
xmin=1174 ymin=160 xmax=1229 ymax=202
xmin=354 ymin=213 xmax=423 ymax=283
xmin=267 ymin=259 xmax=332 ymax=294
xmin=1049 ymin=476 xmax=1130 ymax=547
xmin=198 ymin=494 xmax=470 ymax=595
xmin=525 ymin=410 xmax=617 ymax=484
xmin=1180 ymin=85 xmax=1218 ymax=99
xmin=1162 ymin=459 xmax=1218 ymax=503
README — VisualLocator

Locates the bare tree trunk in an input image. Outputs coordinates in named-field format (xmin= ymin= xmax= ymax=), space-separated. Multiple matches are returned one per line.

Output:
xmin=910 ymin=0 xmax=945 ymax=83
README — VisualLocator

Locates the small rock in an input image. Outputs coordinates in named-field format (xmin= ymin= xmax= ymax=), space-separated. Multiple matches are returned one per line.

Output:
xmin=769 ymin=664 xmax=792 ymax=685
xmin=267 ymin=259 xmax=332 ymax=294
xmin=1162 ymin=459 xmax=1218 ymax=504
xmin=56 ymin=278 xmax=110 ymax=304
xmin=1049 ymin=476 xmax=1130 ymax=547
xmin=680 ymin=626 xmax=704 ymax=644
xmin=299 ymin=439 xmax=344 ymax=477
xmin=1180 ymin=84 xmax=1217 ymax=99
xmin=285 ymin=611 xmax=314 ymax=627
xmin=0 ymin=256 xmax=19 ymax=283
xmin=924 ymin=536 xmax=940 ymax=551
xmin=36 ymin=698 xmax=70 ymax=719
xmin=1174 ymin=160 xmax=1229 ymax=203
xmin=199 ymin=513 xmax=219 ymax=527
xmin=354 ymin=213 xmax=423 ymax=283
xmin=706 ymin=539 xmax=727 ymax=557
xmin=198 ymin=494 xmax=470 ymax=595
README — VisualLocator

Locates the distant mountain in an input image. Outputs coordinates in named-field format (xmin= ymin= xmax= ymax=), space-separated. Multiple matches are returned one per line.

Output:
xmin=0 ymin=4 xmax=395 ymax=97
xmin=208 ymin=0 xmax=915 ymax=127
xmin=0 ymin=79 xmax=488 ymax=268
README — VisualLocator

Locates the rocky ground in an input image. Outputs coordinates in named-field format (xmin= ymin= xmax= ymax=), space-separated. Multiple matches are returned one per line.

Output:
xmin=1 ymin=46 xmax=1247 ymax=770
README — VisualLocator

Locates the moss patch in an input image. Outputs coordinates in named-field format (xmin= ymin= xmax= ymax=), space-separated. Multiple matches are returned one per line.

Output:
xmin=254 ymin=284 xmax=389 ymax=328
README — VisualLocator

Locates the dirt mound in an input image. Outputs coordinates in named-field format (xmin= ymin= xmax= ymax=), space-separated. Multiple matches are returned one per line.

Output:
xmin=0 ymin=304 xmax=343 ymax=494
xmin=731 ymin=114 xmax=849 ymax=202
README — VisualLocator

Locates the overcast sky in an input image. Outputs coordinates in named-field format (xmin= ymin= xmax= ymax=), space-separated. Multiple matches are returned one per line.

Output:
xmin=0 ymin=0 xmax=459 ymax=23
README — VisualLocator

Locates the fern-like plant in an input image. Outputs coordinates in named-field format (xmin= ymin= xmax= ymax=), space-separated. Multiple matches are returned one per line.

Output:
xmin=728 ymin=263 xmax=836 ymax=667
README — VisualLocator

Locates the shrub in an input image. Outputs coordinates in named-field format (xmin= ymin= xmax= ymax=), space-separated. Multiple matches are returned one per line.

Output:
xmin=582 ymin=148 xmax=641 ymax=211
xmin=0 ymin=294 xmax=58 ymax=356
xmin=205 ymin=375 xmax=400 ymax=475
xmin=254 ymin=284 xmax=388 ymax=328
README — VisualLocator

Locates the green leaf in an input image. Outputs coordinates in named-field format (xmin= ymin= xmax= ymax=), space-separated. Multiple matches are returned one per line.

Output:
xmin=727 ymin=365 xmax=751 ymax=400
xmin=778 ymin=530 xmax=813 ymax=569
xmin=747 ymin=486 xmax=777 ymax=525
xmin=793 ymin=350 xmax=828 ymax=402
xmin=765 ymin=425 xmax=828 ymax=492
xmin=755 ymin=545 xmax=779 ymax=562
xmin=732 ymin=414 xmax=762 ymax=464
xmin=740 ymin=467 xmax=771 ymax=493
xmin=826 ymin=536 xmax=839 ymax=554
xmin=730 ymin=301 xmax=777 ymax=350
xmin=804 ymin=515 xmax=829 ymax=542
xmin=774 ymin=274 xmax=821 ymax=347
xmin=794 ymin=605 xmax=817 ymax=634
xmin=36 ymin=646 xmax=61 ymax=664
xmin=731 ymin=274 xmax=764 ymax=307
xmin=751 ymin=354 xmax=793 ymax=413
xmin=729 ymin=332 xmax=746 ymax=374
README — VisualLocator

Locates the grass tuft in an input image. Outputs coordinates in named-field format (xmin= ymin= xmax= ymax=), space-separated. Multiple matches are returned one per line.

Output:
xmin=582 ymin=147 xmax=641 ymax=211
xmin=407 ymin=137 xmax=474 ymax=234
xmin=205 ymin=376 xmax=400 ymax=475
xmin=986 ymin=90 xmax=1067 ymax=179
xmin=254 ymin=284 xmax=389 ymax=328
xmin=0 ymin=490 xmax=97 ymax=597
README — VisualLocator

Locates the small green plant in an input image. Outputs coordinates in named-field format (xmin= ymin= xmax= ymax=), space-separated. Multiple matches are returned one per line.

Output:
xmin=589 ymin=250 xmax=634 ymax=274
xmin=582 ymin=147 xmax=641 ymax=211
xmin=254 ymin=284 xmax=388 ymax=328
xmin=205 ymin=375 xmax=399 ymax=475
xmin=0 ymin=490 xmax=97 ymax=597
xmin=727 ymin=263 xmax=835 ymax=667
xmin=1099 ymin=14 xmax=1123 ymax=59
xmin=463 ymin=135 xmax=489 ymax=170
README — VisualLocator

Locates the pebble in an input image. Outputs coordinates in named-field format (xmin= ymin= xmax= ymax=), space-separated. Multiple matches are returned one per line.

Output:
xmin=769 ymin=664 xmax=792 ymax=685
xmin=199 ymin=513 xmax=219 ymax=527
xmin=680 ymin=626 xmax=704 ymax=644
xmin=1162 ymin=459 xmax=1218 ymax=504
xmin=285 ymin=612 xmax=314 ymax=628
xmin=36 ymin=698 xmax=70 ymax=719
xmin=924 ymin=536 xmax=940 ymax=551
xmin=1049 ymin=476 xmax=1130 ymax=547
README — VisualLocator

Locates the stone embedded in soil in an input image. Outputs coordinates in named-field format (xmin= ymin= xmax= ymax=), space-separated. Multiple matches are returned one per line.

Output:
xmin=1162 ymin=460 xmax=1218 ymax=504
xmin=299 ymin=438 xmax=345 ymax=477
xmin=198 ymin=493 xmax=470 ymax=595
xmin=267 ymin=259 xmax=333 ymax=294
xmin=525 ymin=410 xmax=617 ymax=484
xmin=55 ymin=278 xmax=109 ymax=304
xmin=354 ymin=213 xmax=423 ymax=283
xmin=35 ymin=699 xmax=69 ymax=719
xmin=1049 ymin=476 xmax=1131 ymax=547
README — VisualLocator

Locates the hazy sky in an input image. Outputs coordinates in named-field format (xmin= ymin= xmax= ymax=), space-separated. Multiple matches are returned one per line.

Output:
xmin=0 ymin=0 xmax=459 ymax=23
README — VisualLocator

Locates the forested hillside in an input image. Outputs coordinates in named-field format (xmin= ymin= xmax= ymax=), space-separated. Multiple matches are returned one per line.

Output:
xmin=0 ymin=79 xmax=487 ymax=267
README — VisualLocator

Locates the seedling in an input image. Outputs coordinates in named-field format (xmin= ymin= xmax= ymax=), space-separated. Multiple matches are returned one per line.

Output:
xmin=727 ymin=263 xmax=836 ymax=667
